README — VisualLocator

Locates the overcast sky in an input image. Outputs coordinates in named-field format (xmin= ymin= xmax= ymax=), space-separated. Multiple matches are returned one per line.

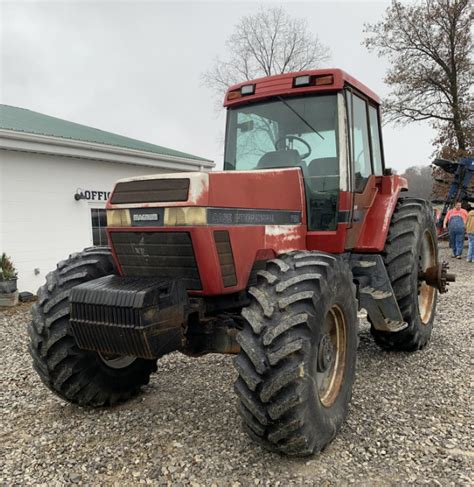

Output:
xmin=1 ymin=0 xmax=436 ymax=172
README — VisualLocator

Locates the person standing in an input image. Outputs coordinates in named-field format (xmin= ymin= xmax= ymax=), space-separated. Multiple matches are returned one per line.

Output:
xmin=466 ymin=207 xmax=474 ymax=263
xmin=443 ymin=202 xmax=468 ymax=259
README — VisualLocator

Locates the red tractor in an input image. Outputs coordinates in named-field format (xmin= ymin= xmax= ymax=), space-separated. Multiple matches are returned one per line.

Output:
xmin=28 ymin=69 xmax=454 ymax=456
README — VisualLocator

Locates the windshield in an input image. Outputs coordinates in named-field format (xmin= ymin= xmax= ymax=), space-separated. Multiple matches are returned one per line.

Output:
xmin=224 ymin=95 xmax=340 ymax=230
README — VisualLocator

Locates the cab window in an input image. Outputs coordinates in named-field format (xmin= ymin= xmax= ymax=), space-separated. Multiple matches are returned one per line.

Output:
xmin=224 ymin=95 xmax=338 ymax=176
xmin=368 ymin=105 xmax=383 ymax=175
xmin=347 ymin=92 xmax=372 ymax=191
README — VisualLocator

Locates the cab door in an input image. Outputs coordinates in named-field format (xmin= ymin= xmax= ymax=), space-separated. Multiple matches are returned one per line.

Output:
xmin=345 ymin=89 xmax=385 ymax=249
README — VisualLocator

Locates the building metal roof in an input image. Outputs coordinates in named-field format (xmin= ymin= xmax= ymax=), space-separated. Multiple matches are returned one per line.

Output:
xmin=0 ymin=104 xmax=212 ymax=163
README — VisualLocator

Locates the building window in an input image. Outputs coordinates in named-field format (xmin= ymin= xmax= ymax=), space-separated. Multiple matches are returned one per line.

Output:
xmin=91 ymin=208 xmax=108 ymax=246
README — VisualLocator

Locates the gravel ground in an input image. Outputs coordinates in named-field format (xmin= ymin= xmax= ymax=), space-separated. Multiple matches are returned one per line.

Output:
xmin=1 ymin=242 xmax=473 ymax=486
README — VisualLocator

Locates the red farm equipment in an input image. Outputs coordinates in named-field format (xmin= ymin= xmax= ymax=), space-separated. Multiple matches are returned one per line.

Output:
xmin=28 ymin=69 xmax=455 ymax=456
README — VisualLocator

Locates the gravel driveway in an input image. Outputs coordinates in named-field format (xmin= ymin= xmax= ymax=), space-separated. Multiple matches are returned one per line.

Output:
xmin=1 ymin=243 xmax=473 ymax=486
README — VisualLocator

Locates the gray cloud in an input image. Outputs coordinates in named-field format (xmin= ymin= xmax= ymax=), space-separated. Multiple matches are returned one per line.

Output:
xmin=1 ymin=1 xmax=435 ymax=171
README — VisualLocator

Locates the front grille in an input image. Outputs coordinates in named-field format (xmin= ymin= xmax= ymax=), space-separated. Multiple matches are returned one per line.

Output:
xmin=214 ymin=231 xmax=237 ymax=287
xmin=111 ymin=231 xmax=202 ymax=289
xmin=110 ymin=178 xmax=190 ymax=204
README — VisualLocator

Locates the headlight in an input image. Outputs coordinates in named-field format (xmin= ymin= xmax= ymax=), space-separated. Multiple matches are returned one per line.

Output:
xmin=164 ymin=207 xmax=207 ymax=225
xmin=106 ymin=209 xmax=131 ymax=227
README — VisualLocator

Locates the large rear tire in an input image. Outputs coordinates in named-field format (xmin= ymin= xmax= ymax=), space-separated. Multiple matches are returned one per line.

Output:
xmin=234 ymin=251 xmax=358 ymax=456
xmin=371 ymin=198 xmax=438 ymax=351
xmin=28 ymin=247 xmax=157 ymax=407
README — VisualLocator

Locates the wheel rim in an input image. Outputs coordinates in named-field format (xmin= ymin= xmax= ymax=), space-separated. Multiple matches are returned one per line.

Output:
xmin=98 ymin=352 xmax=136 ymax=369
xmin=418 ymin=230 xmax=437 ymax=324
xmin=316 ymin=305 xmax=347 ymax=408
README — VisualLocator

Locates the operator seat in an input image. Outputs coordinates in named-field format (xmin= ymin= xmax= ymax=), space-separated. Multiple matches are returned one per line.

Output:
xmin=257 ymin=149 xmax=308 ymax=176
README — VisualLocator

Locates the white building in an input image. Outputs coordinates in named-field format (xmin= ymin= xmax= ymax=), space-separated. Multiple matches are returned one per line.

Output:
xmin=0 ymin=105 xmax=213 ymax=293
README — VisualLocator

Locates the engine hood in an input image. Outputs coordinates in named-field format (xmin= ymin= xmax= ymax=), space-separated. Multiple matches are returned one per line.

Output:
xmin=107 ymin=168 xmax=306 ymax=214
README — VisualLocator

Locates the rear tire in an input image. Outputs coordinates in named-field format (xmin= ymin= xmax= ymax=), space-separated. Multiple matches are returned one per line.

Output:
xmin=28 ymin=247 xmax=157 ymax=407
xmin=234 ymin=251 xmax=358 ymax=456
xmin=371 ymin=198 xmax=438 ymax=351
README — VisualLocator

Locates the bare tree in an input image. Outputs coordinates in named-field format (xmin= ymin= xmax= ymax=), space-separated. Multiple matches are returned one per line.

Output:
xmin=203 ymin=7 xmax=330 ymax=101
xmin=401 ymin=165 xmax=433 ymax=200
xmin=364 ymin=0 xmax=473 ymax=158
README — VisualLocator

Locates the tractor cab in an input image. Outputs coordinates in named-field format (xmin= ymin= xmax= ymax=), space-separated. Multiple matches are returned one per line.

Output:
xmin=223 ymin=69 xmax=384 ymax=233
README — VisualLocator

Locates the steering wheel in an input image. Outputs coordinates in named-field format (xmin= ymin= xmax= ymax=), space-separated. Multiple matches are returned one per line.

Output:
xmin=274 ymin=135 xmax=311 ymax=159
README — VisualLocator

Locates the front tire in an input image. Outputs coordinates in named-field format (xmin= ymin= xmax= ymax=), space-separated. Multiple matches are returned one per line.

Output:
xmin=234 ymin=251 xmax=358 ymax=456
xmin=28 ymin=247 xmax=157 ymax=407
xmin=371 ymin=198 xmax=438 ymax=351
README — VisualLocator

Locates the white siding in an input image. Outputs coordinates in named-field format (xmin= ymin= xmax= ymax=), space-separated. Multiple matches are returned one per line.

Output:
xmin=0 ymin=150 xmax=173 ymax=292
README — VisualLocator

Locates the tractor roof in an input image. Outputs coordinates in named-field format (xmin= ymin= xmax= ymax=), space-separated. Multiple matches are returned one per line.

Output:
xmin=224 ymin=68 xmax=380 ymax=108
